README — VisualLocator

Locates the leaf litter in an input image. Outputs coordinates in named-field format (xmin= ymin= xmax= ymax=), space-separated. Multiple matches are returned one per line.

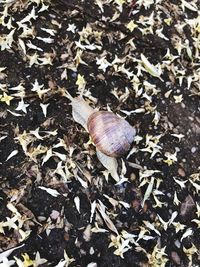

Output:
xmin=0 ymin=0 xmax=200 ymax=266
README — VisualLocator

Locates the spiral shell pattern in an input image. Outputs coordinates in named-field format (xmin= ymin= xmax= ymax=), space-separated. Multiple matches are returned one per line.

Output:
xmin=87 ymin=111 xmax=136 ymax=157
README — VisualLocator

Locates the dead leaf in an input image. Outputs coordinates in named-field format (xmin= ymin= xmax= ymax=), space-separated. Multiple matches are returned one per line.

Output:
xmin=96 ymin=201 xmax=118 ymax=235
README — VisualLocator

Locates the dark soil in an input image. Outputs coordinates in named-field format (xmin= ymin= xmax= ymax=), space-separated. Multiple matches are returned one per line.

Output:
xmin=0 ymin=0 xmax=200 ymax=266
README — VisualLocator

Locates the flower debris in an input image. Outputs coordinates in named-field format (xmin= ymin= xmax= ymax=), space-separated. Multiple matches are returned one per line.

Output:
xmin=0 ymin=0 xmax=200 ymax=266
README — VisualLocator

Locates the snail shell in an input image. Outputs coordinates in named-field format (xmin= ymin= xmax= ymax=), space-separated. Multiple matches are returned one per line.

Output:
xmin=87 ymin=111 xmax=136 ymax=158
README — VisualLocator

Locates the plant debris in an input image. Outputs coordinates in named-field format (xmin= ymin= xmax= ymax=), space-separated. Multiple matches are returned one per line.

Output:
xmin=0 ymin=0 xmax=200 ymax=266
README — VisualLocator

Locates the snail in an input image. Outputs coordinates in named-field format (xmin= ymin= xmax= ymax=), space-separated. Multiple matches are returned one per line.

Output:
xmin=87 ymin=111 xmax=136 ymax=158
xmin=66 ymin=92 xmax=136 ymax=181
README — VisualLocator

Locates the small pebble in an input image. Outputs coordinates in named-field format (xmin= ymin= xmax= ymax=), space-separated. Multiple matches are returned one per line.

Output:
xmin=178 ymin=168 xmax=185 ymax=177
xmin=71 ymin=72 xmax=77 ymax=78
xmin=180 ymin=195 xmax=195 ymax=218
xmin=80 ymin=249 xmax=86 ymax=255
xmin=181 ymin=102 xmax=186 ymax=108
xmin=130 ymin=173 xmax=136 ymax=181
xmin=48 ymin=80 xmax=56 ymax=89
xmin=174 ymin=239 xmax=181 ymax=248
xmin=83 ymin=224 xmax=92 ymax=242
xmin=90 ymin=247 xmax=95 ymax=255
xmin=87 ymin=263 xmax=97 ymax=267
xmin=188 ymin=116 xmax=194 ymax=121
xmin=171 ymin=251 xmax=181 ymax=265
xmin=63 ymin=233 xmax=69 ymax=241
xmin=191 ymin=147 xmax=197 ymax=153
xmin=131 ymin=199 xmax=140 ymax=212
xmin=37 ymin=216 xmax=46 ymax=222
xmin=50 ymin=210 xmax=60 ymax=220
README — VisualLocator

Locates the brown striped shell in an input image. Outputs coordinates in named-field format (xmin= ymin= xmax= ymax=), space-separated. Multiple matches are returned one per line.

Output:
xmin=87 ymin=111 xmax=136 ymax=158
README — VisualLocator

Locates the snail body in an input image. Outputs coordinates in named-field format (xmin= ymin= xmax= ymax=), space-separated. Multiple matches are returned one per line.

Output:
xmin=67 ymin=94 xmax=135 ymax=158
xmin=66 ymin=92 xmax=136 ymax=181
xmin=87 ymin=111 xmax=136 ymax=158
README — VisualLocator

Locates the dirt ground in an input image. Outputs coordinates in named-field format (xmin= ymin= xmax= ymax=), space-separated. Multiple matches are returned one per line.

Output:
xmin=0 ymin=0 xmax=200 ymax=266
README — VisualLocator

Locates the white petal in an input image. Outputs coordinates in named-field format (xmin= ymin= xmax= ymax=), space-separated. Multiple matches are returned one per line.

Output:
xmin=6 ymin=150 xmax=18 ymax=161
